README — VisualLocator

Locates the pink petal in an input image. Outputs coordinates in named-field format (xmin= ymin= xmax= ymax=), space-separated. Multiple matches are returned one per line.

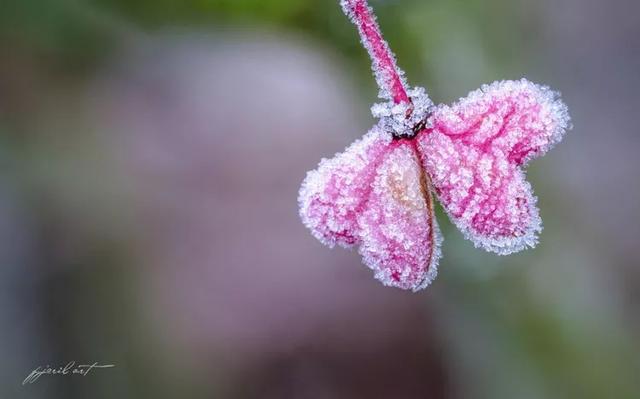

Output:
xmin=358 ymin=140 xmax=442 ymax=291
xmin=417 ymin=79 xmax=570 ymax=254
xmin=298 ymin=126 xmax=392 ymax=247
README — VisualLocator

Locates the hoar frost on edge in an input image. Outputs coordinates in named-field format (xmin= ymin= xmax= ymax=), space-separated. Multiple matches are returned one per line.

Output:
xmin=299 ymin=0 xmax=572 ymax=291
xmin=371 ymin=87 xmax=434 ymax=138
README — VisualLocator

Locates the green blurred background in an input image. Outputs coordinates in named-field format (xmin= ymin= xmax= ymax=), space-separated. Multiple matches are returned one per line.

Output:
xmin=1 ymin=0 xmax=639 ymax=398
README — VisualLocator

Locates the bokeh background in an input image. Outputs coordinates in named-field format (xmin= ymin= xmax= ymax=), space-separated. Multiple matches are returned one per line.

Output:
xmin=1 ymin=0 xmax=639 ymax=398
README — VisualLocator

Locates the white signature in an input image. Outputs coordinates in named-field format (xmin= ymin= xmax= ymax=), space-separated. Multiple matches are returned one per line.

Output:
xmin=22 ymin=361 xmax=115 ymax=385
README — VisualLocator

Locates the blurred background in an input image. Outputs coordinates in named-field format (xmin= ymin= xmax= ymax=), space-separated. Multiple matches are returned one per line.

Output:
xmin=1 ymin=0 xmax=639 ymax=398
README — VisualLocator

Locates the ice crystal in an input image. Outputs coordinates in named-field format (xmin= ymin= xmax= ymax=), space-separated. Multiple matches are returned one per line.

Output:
xmin=298 ymin=1 xmax=572 ymax=290
xmin=340 ymin=0 xmax=410 ymax=103
xmin=371 ymin=86 xmax=433 ymax=138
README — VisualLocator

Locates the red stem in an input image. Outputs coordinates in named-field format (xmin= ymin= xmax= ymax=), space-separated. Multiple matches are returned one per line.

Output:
xmin=341 ymin=0 xmax=411 ymax=105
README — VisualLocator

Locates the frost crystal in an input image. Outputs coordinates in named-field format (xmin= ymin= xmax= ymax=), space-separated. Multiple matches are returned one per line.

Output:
xmin=371 ymin=87 xmax=433 ymax=138
xmin=298 ymin=0 xmax=572 ymax=291
xmin=340 ymin=0 xmax=410 ymax=103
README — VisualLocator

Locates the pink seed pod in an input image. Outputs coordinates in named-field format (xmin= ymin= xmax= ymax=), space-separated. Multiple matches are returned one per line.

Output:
xmin=299 ymin=0 xmax=571 ymax=290
xmin=356 ymin=140 xmax=442 ymax=291
xmin=417 ymin=79 xmax=570 ymax=254
xmin=299 ymin=126 xmax=393 ymax=248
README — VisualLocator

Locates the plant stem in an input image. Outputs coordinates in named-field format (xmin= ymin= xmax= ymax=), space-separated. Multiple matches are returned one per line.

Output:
xmin=340 ymin=0 xmax=411 ymax=105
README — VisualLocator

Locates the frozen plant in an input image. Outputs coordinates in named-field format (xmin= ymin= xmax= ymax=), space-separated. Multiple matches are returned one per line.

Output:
xmin=299 ymin=0 xmax=571 ymax=291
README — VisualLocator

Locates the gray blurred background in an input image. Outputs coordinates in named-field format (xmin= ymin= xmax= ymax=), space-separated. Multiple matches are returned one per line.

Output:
xmin=1 ymin=0 xmax=639 ymax=398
